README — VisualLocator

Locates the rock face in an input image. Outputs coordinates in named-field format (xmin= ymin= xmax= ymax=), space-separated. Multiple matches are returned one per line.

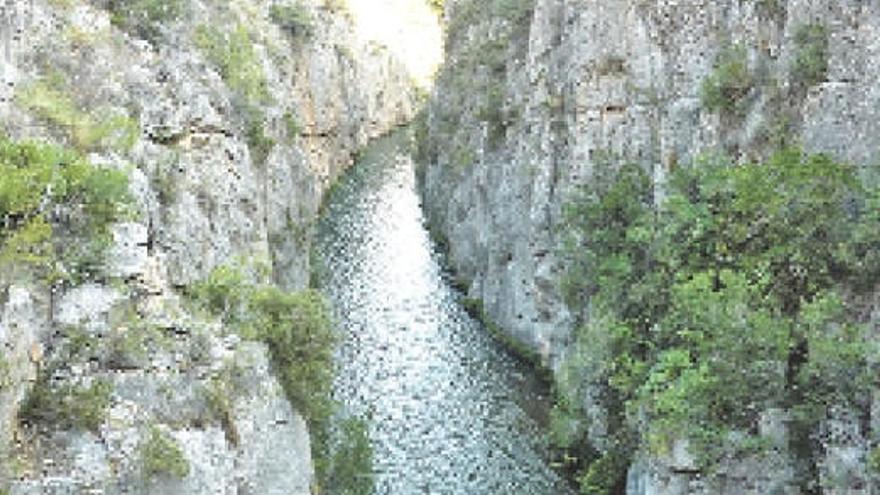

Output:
xmin=419 ymin=0 xmax=880 ymax=492
xmin=0 ymin=0 xmax=418 ymax=492
xmin=421 ymin=0 xmax=880 ymax=367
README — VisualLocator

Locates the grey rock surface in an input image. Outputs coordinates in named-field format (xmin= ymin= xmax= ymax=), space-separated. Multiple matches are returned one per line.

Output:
xmin=0 ymin=0 xmax=418 ymax=492
xmin=420 ymin=0 xmax=880 ymax=492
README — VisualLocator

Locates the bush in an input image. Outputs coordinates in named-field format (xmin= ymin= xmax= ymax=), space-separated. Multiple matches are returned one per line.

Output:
xmin=700 ymin=44 xmax=753 ymax=116
xmin=19 ymin=379 xmax=113 ymax=432
xmin=141 ymin=425 xmax=190 ymax=479
xmin=249 ymin=287 xmax=335 ymax=422
xmin=15 ymin=78 xmax=139 ymax=152
xmin=194 ymin=25 xmax=270 ymax=105
xmin=269 ymin=4 xmax=312 ymax=37
xmin=0 ymin=137 xmax=133 ymax=284
xmin=0 ymin=353 xmax=10 ymax=390
xmin=790 ymin=23 xmax=829 ymax=89
xmin=559 ymin=148 xmax=877 ymax=488
xmin=189 ymin=261 xmax=346 ymax=489
xmin=324 ymin=416 xmax=375 ymax=495
xmin=108 ymin=0 xmax=185 ymax=43
xmin=194 ymin=25 xmax=275 ymax=165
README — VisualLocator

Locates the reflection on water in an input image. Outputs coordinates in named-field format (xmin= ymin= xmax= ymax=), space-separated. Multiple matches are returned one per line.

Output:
xmin=316 ymin=131 xmax=572 ymax=494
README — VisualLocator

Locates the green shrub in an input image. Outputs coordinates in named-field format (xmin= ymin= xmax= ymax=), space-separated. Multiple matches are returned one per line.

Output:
xmin=19 ymin=379 xmax=113 ymax=432
xmin=249 ymin=287 xmax=335 ymax=422
xmin=194 ymin=25 xmax=270 ymax=105
xmin=188 ymin=261 xmax=345 ymax=489
xmin=869 ymin=447 xmax=880 ymax=473
xmin=194 ymin=24 xmax=275 ymax=165
xmin=15 ymin=78 xmax=139 ymax=152
xmin=108 ymin=312 xmax=171 ymax=370
xmin=141 ymin=425 xmax=190 ymax=479
xmin=0 ymin=353 xmax=10 ymax=390
xmin=0 ymin=137 xmax=133 ymax=284
xmin=244 ymin=109 xmax=275 ymax=166
xmin=700 ymin=44 xmax=753 ymax=116
xmin=108 ymin=0 xmax=185 ymax=42
xmin=790 ymin=23 xmax=829 ymax=89
xmin=324 ymin=416 xmax=375 ymax=495
xmin=560 ymin=148 xmax=877 ymax=488
xmin=269 ymin=4 xmax=313 ymax=37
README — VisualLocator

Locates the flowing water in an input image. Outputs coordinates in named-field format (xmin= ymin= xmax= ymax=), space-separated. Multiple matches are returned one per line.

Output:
xmin=315 ymin=130 xmax=573 ymax=494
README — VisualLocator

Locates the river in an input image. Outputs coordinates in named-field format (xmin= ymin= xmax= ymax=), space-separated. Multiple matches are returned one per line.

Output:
xmin=315 ymin=130 xmax=573 ymax=494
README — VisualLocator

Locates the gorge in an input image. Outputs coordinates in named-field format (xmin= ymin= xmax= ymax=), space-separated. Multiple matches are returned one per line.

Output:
xmin=1 ymin=0 xmax=879 ymax=494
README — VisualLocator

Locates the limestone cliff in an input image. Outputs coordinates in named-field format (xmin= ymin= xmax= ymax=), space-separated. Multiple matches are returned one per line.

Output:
xmin=0 ymin=0 xmax=417 ymax=492
xmin=419 ymin=0 xmax=879 ymax=492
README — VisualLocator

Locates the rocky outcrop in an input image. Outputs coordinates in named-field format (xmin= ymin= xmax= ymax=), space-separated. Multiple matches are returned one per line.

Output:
xmin=419 ymin=0 xmax=880 ymax=492
xmin=0 ymin=0 xmax=418 ymax=492
xmin=420 ymin=0 xmax=880 ymax=367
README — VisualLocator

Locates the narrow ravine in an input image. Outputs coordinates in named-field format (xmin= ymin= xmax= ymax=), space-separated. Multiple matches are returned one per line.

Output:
xmin=315 ymin=130 xmax=573 ymax=494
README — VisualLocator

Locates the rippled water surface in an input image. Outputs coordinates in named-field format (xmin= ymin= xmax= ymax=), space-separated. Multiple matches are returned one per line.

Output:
xmin=316 ymin=131 xmax=573 ymax=494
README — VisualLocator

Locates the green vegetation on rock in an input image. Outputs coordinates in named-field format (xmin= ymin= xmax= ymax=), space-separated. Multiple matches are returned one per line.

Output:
xmin=19 ymin=379 xmax=113 ymax=433
xmin=790 ymin=23 xmax=829 ymax=90
xmin=15 ymin=77 xmax=140 ymax=152
xmin=107 ymin=0 xmax=185 ymax=43
xmin=269 ymin=3 xmax=313 ymax=37
xmin=323 ymin=416 xmax=375 ymax=495
xmin=189 ymin=260 xmax=372 ymax=493
xmin=195 ymin=24 xmax=275 ymax=165
xmin=700 ymin=44 xmax=753 ymax=116
xmin=0 ymin=137 xmax=133 ymax=284
xmin=557 ymin=149 xmax=880 ymax=492
xmin=141 ymin=425 xmax=190 ymax=479
xmin=0 ymin=354 xmax=10 ymax=390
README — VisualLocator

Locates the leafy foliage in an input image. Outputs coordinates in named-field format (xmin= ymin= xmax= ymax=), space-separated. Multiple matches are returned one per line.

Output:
xmin=790 ymin=23 xmax=829 ymax=89
xmin=195 ymin=25 xmax=270 ymax=105
xmin=19 ymin=379 xmax=113 ymax=432
xmin=700 ymin=44 xmax=753 ymax=116
xmin=195 ymin=24 xmax=275 ymax=165
xmin=192 ymin=262 xmax=334 ymax=423
xmin=15 ymin=78 xmax=139 ymax=152
xmin=324 ymin=416 xmax=375 ymax=495
xmin=107 ymin=0 xmax=185 ymax=43
xmin=558 ymin=149 xmax=878 ymax=490
xmin=189 ymin=260 xmax=376 ymax=492
xmin=269 ymin=3 xmax=313 ymax=37
xmin=141 ymin=425 xmax=190 ymax=479
xmin=0 ymin=137 xmax=132 ymax=284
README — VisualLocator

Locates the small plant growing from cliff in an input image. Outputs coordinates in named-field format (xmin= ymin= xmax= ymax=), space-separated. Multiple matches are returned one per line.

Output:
xmin=188 ymin=264 xmax=336 ymax=419
xmin=141 ymin=425 xmax=190 ymax=479
xmin=700 ymin=44 xmax=753 ymax=116
xmin=195 ymin=25 xmax=270 ymax=105
xmin=0 ymin=353 xmax=10 ymax=390
xmin=15 ymin=78 xmax=140 ymax=152
xmin=0 ymin=137 xmax=133 ymax=284
xmin=19 ymin=379 xmax=113 ymax=432
xmin=324 ymin=416 xmax=375 ymax=495
xmin=107 ymin=0 xmax=185 ymax=43
xmin=790 ymin=23 xmax=829 ymax=90
xmin=269 ymin=3 xmax=313 ymax=37
xmin=195 ymin=24 xmax=276 ymax=165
